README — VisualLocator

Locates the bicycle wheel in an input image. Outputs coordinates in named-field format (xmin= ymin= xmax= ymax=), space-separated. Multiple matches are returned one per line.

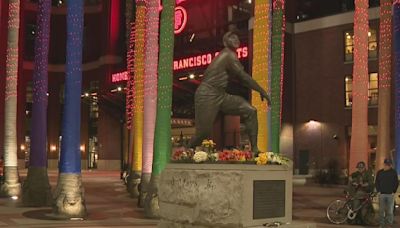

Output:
xmin=327 ymin=199 xmax=349 ymax=224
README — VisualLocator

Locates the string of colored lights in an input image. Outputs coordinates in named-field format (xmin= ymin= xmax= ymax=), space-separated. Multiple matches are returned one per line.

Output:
xmin=132 ymin=0 xmax=146 ymax=173
xmin=4 ymin=0 xmax=20 ymax=168
xmin=30 ymin=0 xmax=51 ymax=167
xmin=349 ymin=0 xmax=369 ymax=173
xmin=125 ymin=0 xmax=134 ymax=48
xmin=153 ymin=0 xmax=175 ymax=176
xmin=271 ymin=0 xmax=285 ymax=154
xmin=126 ymin=21 xmax=135 ymax=173
xmin=252 ymin=0 xmax=270 ymax=153
xmin=376 ymin=0 xmax=393 ymax=171
xmin=142 ymin=0 xmax=160 ymax=175
xmin=126 ymin=20 xmax=135 ymax=129
xmin=394 ymin=1 xmax=400 ymax=173
xmin=267 ymin=0 xmax=272 ymax=152
xmin=59 ymin=0 xmax=84 ymax=173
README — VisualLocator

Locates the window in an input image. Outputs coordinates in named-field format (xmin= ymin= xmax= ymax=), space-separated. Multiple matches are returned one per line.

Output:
xmin=369 ymin=73 xmax=378 ymax=105
xmin=345 ymin=73 xmax=378 ymax=107
xmin=345 ymin=76 xmax=352 ymax=107
xmin=26 ymin=81 xmax=33 ymax=104
xmin=89 ymin=81 xmax=99 ymax=119
xmin=344 ymin=28 xmax=378 ymax=62
xmin=368 ymin=30 xmax=378 ymax=58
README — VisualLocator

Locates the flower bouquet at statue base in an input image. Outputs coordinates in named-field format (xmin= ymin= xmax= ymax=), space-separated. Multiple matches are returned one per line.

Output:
xmin=171 ymin=139 xmax=291 ymax=166
xmin=255 ymin=151 xmax=291 ymax=167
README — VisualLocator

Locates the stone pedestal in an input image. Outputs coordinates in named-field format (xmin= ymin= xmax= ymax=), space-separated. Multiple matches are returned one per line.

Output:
xmin=158 ymin=163 xmax=292 ymax=228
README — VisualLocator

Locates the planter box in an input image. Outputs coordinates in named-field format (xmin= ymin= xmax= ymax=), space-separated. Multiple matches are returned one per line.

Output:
xmin=158 ymin=163 xmax=293 ymax=228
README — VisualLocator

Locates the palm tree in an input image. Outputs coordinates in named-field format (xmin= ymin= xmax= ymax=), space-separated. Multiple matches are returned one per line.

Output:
xmin=252 ymin=0 xmax=271 ymax=152
xmin=394 ymin=1 xmax=400 ymax=172
xmin=1 ymin=0 xmax=21 ymax=197
xmin=127 ymin=0 xmax=146 ymax=198
xmin=125 ymin=0 xmax=134 ymax=49
xmin=53 ymin=0 xmax=86 ymax=218
xmin=140 ymin=0 xmax=159 ymax=207
xmin=144 ymin=0 xmax=175 ymax=218
xmin=125 ymin=2 xmax=135 ymax=178
xmin=376 ymin=0 xmax=393 ymax=171
xmin=271 ymin=0 xmax=285 ymax=154
xmin=124 ymin=0 xmax=135 ymax=175
xmin=349 ymin=0 xmax=369 ymax=173
xmin=22 ymin=0 xmax=52 ymax=206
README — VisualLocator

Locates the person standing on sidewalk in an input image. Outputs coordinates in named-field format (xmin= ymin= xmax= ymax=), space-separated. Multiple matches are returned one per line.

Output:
xmin=375 ymin=158 xmax=399 ymax=228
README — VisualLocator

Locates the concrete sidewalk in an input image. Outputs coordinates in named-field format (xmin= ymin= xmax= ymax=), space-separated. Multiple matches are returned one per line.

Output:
xmin=0 ymin=171 xmax=395 ymax=227
xmin=293 ymin=184 xmax=399 ymax=227
xmin=0 ymin=170 xmax=158 ymax=227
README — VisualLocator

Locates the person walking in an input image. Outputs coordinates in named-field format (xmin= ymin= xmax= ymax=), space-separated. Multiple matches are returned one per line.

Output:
xmin=375 ymin=158 xmax=399 ymax=228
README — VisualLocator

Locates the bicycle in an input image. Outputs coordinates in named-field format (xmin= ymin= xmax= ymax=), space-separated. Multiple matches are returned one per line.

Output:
xmin=326 ymin=191 xmax=378 ymax=225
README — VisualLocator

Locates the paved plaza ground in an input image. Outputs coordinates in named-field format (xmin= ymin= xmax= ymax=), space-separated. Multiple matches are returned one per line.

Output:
xmin=0 ymin=170 xmax=397 ymax=227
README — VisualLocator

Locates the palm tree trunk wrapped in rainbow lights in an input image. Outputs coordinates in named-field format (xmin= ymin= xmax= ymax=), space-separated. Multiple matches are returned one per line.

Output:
xmin=271 ymin=0 xmax=285 ymax=154
xmin=144 ymin=0 xmax=175 ymax=218
xmin=394 ymin=0 xmax=400 ymax=173
xmin=251 ymin=0 xmax=271 ymax=153
xmin=376 ymin=0 xmax=393 ymax=171
xmin=349 ymin=0 xmax=369 ymax=173
xmin=53 ymin=0 xmax=86 ymax=218
xmin=124 ymin=1 xmax=135 ymax=177
xmin=140 ymin=0 xmax=160 ymax=207
xmin=125 ymin=2 xmax=135 ymax=177
xmin=127 ymin=0 xmax=146 ymax=198
xmin=1 ymin=0 xmax=21 ymax=197
xmin=22 ymin=0 xmax=52 ymax=206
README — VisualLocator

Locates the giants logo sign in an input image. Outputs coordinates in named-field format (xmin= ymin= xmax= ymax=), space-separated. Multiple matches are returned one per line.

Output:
xmin=174 ymin=6 xmax=187 ymax=34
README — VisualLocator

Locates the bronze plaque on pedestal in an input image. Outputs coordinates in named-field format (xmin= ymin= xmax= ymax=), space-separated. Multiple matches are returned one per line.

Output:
xmin=253 ymin=180 xmax=285 ymax=219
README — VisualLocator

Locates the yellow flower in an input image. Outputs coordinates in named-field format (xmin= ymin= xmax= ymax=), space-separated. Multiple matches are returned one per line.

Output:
xmin=202 ymin=139 xmax=211 ymax=146
xmin=256 ymin=152 xmax=268 ymax=165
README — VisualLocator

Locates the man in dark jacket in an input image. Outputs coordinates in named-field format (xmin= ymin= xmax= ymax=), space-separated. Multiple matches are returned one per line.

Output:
xmin=188 ymin=31 xmax=271 ymax=154
xmin=348 ymin=161 xmax=374 ymax=224
xmin=375 ymin=158 xmax=399 ymax=227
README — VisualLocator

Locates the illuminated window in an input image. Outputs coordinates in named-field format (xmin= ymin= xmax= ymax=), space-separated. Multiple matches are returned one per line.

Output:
xmin=368 ymin=73 xmax=378 ymax=105
xmin=344 ymin=28 xmax=378 ymax=62
xmin=345 ymin=76 xmax=352 ymax=107
xmin=26 ymin=81 xmax=33 ymax=104
xmin=345 ymin=73 xmax=379 ymax=107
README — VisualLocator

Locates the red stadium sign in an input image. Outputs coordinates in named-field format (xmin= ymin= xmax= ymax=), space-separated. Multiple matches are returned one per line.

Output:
xmin=111 ymin=71 xmax=128 ymax=83
xmin=174 ymin=6 xmax=187 ymax=34
xmin=173 ymin=46 xmax=248 ymax=71
xmin=111 ymin=46 xmax=249 ymax=83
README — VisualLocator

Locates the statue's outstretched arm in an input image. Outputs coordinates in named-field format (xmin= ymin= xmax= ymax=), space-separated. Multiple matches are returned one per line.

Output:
xmin=228 ymin=55 xmax=271 ymax=105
